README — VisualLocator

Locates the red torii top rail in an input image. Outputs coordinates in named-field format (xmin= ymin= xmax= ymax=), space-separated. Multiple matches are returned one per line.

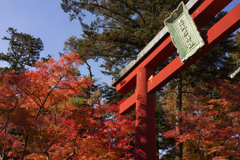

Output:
xmin=110 ymin=0 xmax=240 ymax=159
xmin=111 ymin=0 xmax=240 ymax=115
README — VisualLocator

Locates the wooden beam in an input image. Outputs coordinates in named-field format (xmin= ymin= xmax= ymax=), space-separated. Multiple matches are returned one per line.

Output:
xmin=148 ymin=3 xmax=240 ymax=94
xmin=120 ymin=3 xmax=240 ymax=114
xmin=120 ymin=93 xmax=136 ymax=115
xmin=115 ymin=0 xmax=232 ymax=94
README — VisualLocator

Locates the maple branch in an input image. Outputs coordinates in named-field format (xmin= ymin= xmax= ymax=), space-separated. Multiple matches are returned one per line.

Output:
xmin=36 ymin=73 xmax=66 ymax=118
xmin=36 ymin=85 xmax=44 ymax=104
xmin=65 ymin=148 xmax=75 ymax=160
xmin=17 ymin=86 xmax=42 ymax=110
xmin=51 ymin=98 xmax=67 ymax=106
xmin=41 ymin=75 xmax=65 ymax=107
xmin=50 ymin=98 xmax=67 ymax=126
xmin=0 ymin=100 xmax=18 ymax=133
xmin=74 ymin=116 xmax=86 ymax=142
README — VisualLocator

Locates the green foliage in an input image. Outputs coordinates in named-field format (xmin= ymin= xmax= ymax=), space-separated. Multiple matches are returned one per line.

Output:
xmin=229 ymin=31 xmax=240 ymax=67
xmin=100 ymin=84 xmax=135 ymax=105
xmin=61 ymin=0 xmax=189 ymax=76
xmin=0 ymin=27 xmax=44 ymax=72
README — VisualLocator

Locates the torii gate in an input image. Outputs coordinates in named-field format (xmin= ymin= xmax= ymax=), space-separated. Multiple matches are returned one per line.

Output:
xmin=110 ymin=0 xmax=240 ymax=159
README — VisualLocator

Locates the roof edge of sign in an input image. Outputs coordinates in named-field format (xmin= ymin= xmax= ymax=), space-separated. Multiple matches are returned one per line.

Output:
xmin=111 ymin=0 xmax=201 ymax=86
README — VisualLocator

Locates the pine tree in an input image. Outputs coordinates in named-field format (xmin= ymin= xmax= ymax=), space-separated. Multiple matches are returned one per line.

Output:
xmin=0 ymin=27 xmax=44 ymax=72
xmin=61 ymin=0 xmax=189 ymax=76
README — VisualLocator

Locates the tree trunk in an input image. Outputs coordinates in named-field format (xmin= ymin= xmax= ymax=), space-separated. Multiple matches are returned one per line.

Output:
xmin=0 ymin=148 xmax=4 ymax=160
xmin=156 ymin=101 xmax=162 ymax=160
xmin=44 ymin=151 xmax=50 ymax=160
xmin=175 ymin=73 xmax=183 ymax=160
xmin=0 ymin=127 xmax=7 ymax=160
xmin=20 ymin=134 xmax=28 ymax=160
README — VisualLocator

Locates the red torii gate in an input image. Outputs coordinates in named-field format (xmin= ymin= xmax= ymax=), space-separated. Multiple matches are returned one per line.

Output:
xmin=110 ymin=0 xmax=240 ymax=159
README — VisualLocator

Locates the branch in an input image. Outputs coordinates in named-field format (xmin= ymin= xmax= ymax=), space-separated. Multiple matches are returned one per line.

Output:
xmin=119 ymin=0 xmax=146 ymax=25
xmin=84 ymin=60 xmax=93 ymax=81
xmin=36 ymin=73 xmax=66 ymax=118
xmin=65 ymin=148 xmax=75 ymax=160
xmin=17 ymin=86 xmax=42 ymax=110
xmin=0 ymin=100 xmax=18 ymax=133
xmin=81 ymin=2 xmax=140 ymax=27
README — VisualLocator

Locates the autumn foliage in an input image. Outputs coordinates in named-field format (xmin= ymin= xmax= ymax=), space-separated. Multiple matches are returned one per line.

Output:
xmin=163 ymin=79 xmax=240 ymax=159
xmin=0 ymin=52 xmax=135 ymax=160
xmin=1 ymin=52 xmax=239 ymax=160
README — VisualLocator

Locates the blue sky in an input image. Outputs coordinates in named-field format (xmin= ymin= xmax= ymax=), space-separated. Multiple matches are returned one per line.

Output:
xmin=0 ymin=0 xmax=239 ymax=86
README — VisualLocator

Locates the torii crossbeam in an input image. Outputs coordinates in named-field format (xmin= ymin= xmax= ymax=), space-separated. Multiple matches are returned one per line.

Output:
xmin=111 ymin=0 xmax=240 ymax=159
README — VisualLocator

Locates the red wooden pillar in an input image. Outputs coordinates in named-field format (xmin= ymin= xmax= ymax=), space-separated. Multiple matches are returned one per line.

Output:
xmin=135 ymin=67 xmax=157 ymax=160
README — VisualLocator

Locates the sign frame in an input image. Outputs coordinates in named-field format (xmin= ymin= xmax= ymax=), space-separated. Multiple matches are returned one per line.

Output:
xmin=164 ymin=1 xmax=205 ymax=62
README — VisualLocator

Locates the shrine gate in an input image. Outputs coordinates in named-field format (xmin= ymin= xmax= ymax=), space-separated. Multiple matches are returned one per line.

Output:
xmin=110 ymin=0 xmax=240 ymax=159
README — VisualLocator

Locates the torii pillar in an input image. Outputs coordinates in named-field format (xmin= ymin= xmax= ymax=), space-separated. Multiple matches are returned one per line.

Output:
xmin=135 ymin=68 xmax=156 ymax=160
